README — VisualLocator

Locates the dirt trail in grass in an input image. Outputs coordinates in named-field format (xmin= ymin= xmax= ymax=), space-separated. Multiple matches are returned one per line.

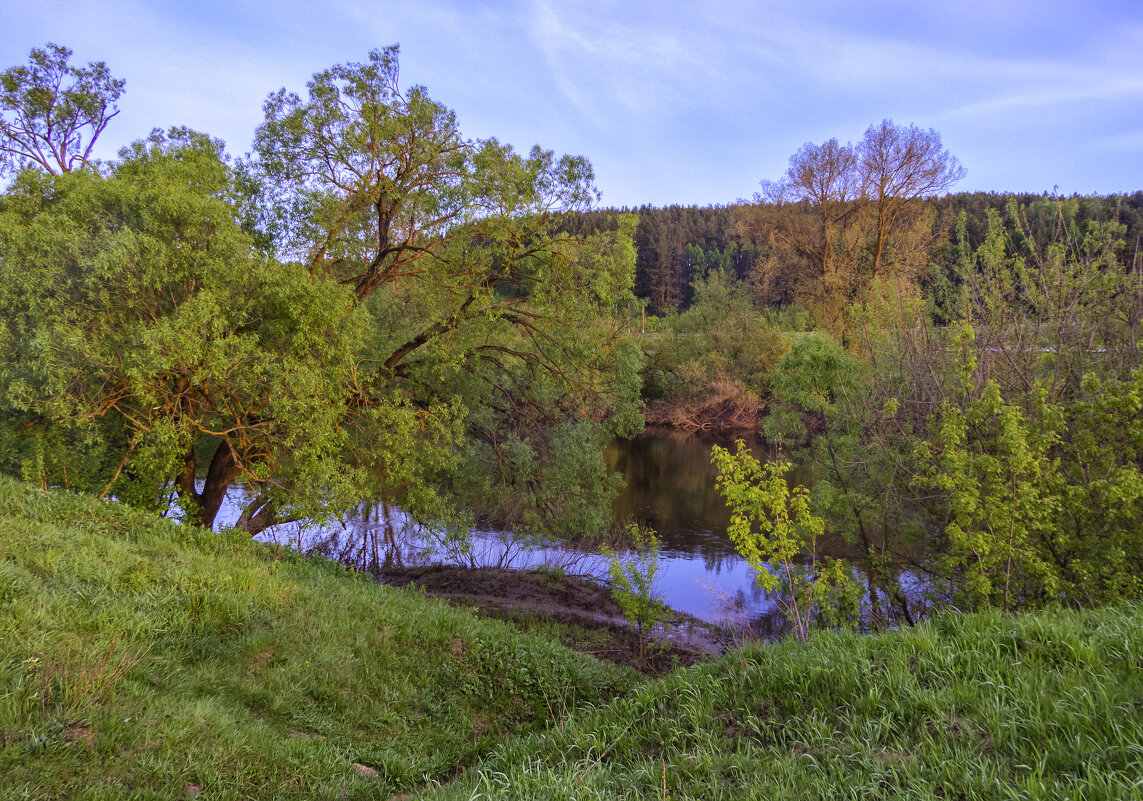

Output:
xmin=380 ymin=566 xmax=728 ymax=673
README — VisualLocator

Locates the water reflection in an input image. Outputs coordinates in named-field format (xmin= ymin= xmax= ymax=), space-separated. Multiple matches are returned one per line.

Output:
xmin=607 ymin=428 xmax=775 ymax=563
xmin=217 ymin=427 xmax=915 ymax=634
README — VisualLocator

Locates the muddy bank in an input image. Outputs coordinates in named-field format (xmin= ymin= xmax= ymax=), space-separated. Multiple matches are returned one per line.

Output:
xmin=380 ymin=565 xmax=729 ymax=674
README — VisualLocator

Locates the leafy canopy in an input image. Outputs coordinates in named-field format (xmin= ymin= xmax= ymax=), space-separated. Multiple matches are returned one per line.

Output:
xmin=1 ymin=45 xmax=642 ymax=541
xmin=0 ymin=43 xmax=124 ymax=176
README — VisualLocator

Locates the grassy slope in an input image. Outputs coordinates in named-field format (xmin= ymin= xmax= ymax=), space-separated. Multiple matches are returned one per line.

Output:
xmin=0 ymin=477 xmax=636 ymax=799
xmin=4 ymin=476 xmax=1142 ymax=801
xmin=436 ymin=604 xmax=1143 ymax=800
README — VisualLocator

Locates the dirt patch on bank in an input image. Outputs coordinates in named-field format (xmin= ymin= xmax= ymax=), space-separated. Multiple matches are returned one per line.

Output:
xmin=380 ymin=565 xmax=728 ymax=674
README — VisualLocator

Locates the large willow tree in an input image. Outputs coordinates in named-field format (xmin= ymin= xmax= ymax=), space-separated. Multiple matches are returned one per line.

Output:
xmin=0 ymin=46 xmax=642 ymax=537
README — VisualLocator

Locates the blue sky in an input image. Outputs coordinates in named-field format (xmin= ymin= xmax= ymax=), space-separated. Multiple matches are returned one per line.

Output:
xmin=4 ymin=0 xmax=1141 ymax=207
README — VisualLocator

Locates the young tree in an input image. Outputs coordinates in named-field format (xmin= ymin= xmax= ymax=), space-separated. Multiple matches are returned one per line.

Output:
xmin=918 ymin=208 xmax=1143 ymax=607
xmin=763 ymin=328 xmax=929 ymax=628
xmin=0 ymin=43 xmax=124 ymax=175
xmin=712 ymin=440 xmax=862 ymax=639
xmin=601 ymin=523 xmax=668 ymax=668
xmin=914 ymin=364 xmax=1064 ymax=611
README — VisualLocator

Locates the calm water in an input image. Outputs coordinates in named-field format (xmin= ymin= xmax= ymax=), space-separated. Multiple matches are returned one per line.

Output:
xmin=607 ymin=428 xmax=793 ymax=562
xmin=604 ymin=429 xmax=828 ymax=631
xmin=226 ymin=428 xmax=900 ymax=633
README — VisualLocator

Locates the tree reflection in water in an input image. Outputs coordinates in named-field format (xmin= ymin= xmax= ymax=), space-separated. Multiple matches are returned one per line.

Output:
xmin=234 ymin=428 xmax=928 ymax=632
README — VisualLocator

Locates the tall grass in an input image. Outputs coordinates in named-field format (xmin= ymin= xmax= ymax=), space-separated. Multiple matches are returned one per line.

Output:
xmin=5 ymin=476 xmax=1140 ymax=799
xmin=0 ymin=477 xmax=635 ymax=799
xmin=439 ymin=604 xmax=1143 ymax=799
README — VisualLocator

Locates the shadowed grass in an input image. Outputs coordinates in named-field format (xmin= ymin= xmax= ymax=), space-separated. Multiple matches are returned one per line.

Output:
xmin=0 ymin=477 xmax=636 ymax=799
xmin=436 ymin=604 xmax=1143 ymax=800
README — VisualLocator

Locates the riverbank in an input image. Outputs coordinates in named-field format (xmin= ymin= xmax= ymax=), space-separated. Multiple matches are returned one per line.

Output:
xmin=381 ymin=565 xmax=728 ymax=673
xmin=0 ymin=477 xmax=637 ymax=798
xmin=4 ymin=477 xmax=1140 ymax=799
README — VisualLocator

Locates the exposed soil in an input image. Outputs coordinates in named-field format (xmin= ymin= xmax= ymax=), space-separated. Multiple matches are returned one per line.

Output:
xmin=380 ymin=565 xmax=729 ymax=674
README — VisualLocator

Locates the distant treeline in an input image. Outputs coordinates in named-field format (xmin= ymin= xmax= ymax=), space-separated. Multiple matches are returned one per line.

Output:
xmin=562 ymin=192 xmax=1143 ymax=316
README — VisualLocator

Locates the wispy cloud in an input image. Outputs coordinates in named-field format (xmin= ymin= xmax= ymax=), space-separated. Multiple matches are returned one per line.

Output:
xmin=6 ymin=0 xmax=1142 ymax=204
xmin=527 ymin=2 xmax=599 ymax=121
xmin=934 ymin=77 xmax=1143 ymax=123
xmin=525 ymin=0 xmax=717 ymax=123
xmin=694 ymin=8 xmax=1143 ymax=125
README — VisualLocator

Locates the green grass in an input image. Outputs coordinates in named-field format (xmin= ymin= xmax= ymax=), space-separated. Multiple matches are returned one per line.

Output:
xmin=436 ymin=605 xmax=1143 ymax=800
xmin=0 ymin=477 xmax=636 ymax=799
xmin=5 ymin=476 xmax=1142 ymax=800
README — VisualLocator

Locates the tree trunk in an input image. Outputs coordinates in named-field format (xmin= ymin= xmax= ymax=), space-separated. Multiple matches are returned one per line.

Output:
xmin=176 ymin=441 xmax=241 ymax=530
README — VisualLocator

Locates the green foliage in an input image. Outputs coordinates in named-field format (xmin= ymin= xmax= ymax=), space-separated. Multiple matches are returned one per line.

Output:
xmin=1059 ymin=370 xmax=1143 ymax=602
xmin=762 ymin=331 xmax=856 ymax=448
xmin=398 ymin=217 xmax=643 ymax=540
xmin=759 ymin=303 xmax=818 ymax=332
xmin=618 ymin=204 xmax=758 ymax=315
xmin=913 ymin=337 xmax=1143 ymax=610
xmin=237 ymin=47 xmax=643 ymax=537
xmin=249 ymin=45 xmax=597 ymax=295
xmin=642 ymin=269 xmax=786 ymax=427
xmin=754 ymin=199 xmax=1143 ymax=620
xmin=601 ymin=523 xmax=668 ymax=667
xmin=909 ymin=204 xmax=1143 ymax=611
xmin=640 ymin=311 xmax=663 ymax=334
xmin=712 ymin=440 xmax=861 ymax=639
xmin=0 ymin=130 xmax=380 ymax=527
xmin=914 ymin=331 xmax=1065 ymax=610
xmin=0 ymin=45 xmax=644 ymax=541
xmin=671 ymin=269 xmax=788 ymax=393
xmin=765 ymin=320 xmax=925 ymax=629
xmin=682 ymin=240 xmax=759 ymax=288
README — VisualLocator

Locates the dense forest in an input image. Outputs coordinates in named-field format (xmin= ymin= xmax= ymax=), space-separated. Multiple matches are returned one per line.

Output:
xmin=564 ymin=192 xmax=1143 ymax=318
xmin=563 ymin=135 xmax=1143 ymax=630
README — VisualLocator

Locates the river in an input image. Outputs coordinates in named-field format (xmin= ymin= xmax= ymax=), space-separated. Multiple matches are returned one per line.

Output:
xmin=221 ymin=427 xmax=911 ymax=633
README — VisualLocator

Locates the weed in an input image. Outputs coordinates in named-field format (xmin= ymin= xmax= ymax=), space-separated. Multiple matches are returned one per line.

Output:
xmin=16 ymin=637 xmax=152 ymax=726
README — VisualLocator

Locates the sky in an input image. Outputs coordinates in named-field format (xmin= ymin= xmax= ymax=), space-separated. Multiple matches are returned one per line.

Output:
xmin=3 ymin=0 xmax=1142 ymax=208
